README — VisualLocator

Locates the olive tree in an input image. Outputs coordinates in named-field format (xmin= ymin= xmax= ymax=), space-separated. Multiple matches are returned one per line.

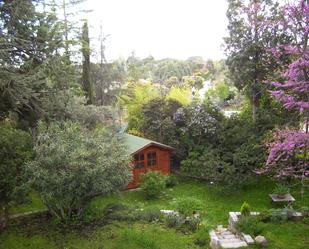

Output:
xmin=26 ymin=121 xmax=131 ymax=222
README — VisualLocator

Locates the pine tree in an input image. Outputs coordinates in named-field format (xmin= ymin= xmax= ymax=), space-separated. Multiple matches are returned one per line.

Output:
xmin=0 ymin=0 xmax=76 ymax=126
xmin=0 ymin=0 xmax=59 ymax=124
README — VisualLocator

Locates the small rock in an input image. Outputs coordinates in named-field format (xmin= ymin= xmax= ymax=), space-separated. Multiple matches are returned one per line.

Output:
xmin=160 ymin=210 xmax=179 ymax=216
xmin=291 ymin=212 xmax=304 ymax=221
xmin=255 ymin=235 xmax=268 ymax=247
xmin=193 ymin=212 xmax=200 ymax=218
xmin=242 ymin=233 xmax=254 ymax=244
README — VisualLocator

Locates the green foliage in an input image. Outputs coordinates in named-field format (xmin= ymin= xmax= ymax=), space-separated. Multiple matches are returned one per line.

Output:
xmin=103 ymin=203 xmax=162 ymax=223
xmin=122 ymin=229 xmax=159 ymax=249
xmin=300 ymin=206 xmax=309 ymax=217
xmin=165 ymin=215 xmax=182 ymax=228
xmin=153 ymin=58 xmax=192 ymax=84
xmin=81 ymin=21 xmax=94 ymax=104
xmin=2 ymin=177 xmax=309 ymax=249
xmin=26 ymin=121 xmax=131 ymax=222
xmin=273 ymin=184 xmax=290 ymax=195
xmin=224 ymin=0 xmax=284 ymax=119
xmin=236 ymin=216 xmax=264 ymax=236
xmin=240 ymin=202 xmax=251 ymax=216
xmin=44 ymin=88 xmax=116 ymax=129
xmin=260 ymin=209 xmax=289 ymax=223
xmin=186 ymin=216 xmax=201 ymax=232
xmin=270 ymin=209 xmax=285 ymax=223
xmin=91 ymin=60 xmax=125 ymax=106
xmin=103 ymin=202 xmax=131 ymax=215
xmin=0 ymin=1 xmax=73 ymax=127
xmin=303 ymin=217 xmax=309 ymax=225
xmin=140 ymin=171 xmax=166 ymax=199
xmin=175 ymin=102 xmax=224 ymax=147
xmin=63 ymin=95 xmax=115 ymax=128
xmin=139 ymin=98 xmax=182 ymax=147
xmin=176 ymin=198 xmax=203 ymax=216
xmin=0 ymin=122 xmax=33 ymax=230
xmin=194 ymin=226 xmax=211 ymax=246
xmin=118 ymin=82 xmax=159 ymax=130
xmin=219 ymin=114 xmax=268 ymax=168
xmin=182 ymin=75 xmax=204 ymax=90
xmin=165 ymin=175 xmax=178 ymax=188
xmin=127 ymin=128 xmax=144 ymax=137
xmin=165 ymin=214 xmax=201 ymax=233
xmin=103 ymin=202 xmax=137 ymax=222
xmin=181 ymin=109 xmax=284 ymax=187
xmin=166 ymin=86 xmax=192 ymax=106
xmin=181 ymin=149 xmax=236 ymax=186
xmin=123 ymin=55 xmax=208 ymax=88
xmin=205 ymin=81 xmax=235 ymax=107
xmin=137 ymin=207 xmax=162 ymax=222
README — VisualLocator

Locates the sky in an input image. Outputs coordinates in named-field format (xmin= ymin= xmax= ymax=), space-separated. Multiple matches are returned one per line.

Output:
xmin=82 ymin=0 xmax=229 ymax=62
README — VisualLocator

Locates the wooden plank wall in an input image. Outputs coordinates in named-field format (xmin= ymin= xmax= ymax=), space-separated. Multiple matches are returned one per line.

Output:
xmin=127 ymin=145 xmax=171 ymax=189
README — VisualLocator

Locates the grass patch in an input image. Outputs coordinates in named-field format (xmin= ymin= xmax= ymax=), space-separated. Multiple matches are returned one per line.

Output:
xmin=2 ymin=176 xmax=309 ymax=249
xmin=10 ymin=192 xmax=45 ymax=215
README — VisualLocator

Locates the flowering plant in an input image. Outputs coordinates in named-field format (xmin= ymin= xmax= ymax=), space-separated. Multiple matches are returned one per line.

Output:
xmin=258 ymin=1 xmax=309 ymax=183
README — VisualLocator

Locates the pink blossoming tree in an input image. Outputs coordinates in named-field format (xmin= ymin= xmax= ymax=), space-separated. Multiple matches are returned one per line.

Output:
xmin=259 ymin=0 xmax=309 ymax=197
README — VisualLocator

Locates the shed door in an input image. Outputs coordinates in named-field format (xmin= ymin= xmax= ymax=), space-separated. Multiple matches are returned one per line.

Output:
xmin=133 ymin=153 xmax=147 ymax=185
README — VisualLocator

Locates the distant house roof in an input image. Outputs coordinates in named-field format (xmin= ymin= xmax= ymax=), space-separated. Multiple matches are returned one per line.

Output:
xmin=124 ymin=133 xmax=174 ymax=154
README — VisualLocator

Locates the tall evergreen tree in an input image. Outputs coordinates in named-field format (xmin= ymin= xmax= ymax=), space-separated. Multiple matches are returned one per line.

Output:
xmin=0 ymin=0 xmax=60 ymax=125
xmin=0 ymin=0 xmax=80 ymax=126
xmin=81 ymin=20 xmax=94 ymax=104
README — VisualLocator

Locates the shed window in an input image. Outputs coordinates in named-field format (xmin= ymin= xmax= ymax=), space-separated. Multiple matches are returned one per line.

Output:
xmin=134 ymin=153 xmax=144 ymax=168
xmin=147 ymin=152 xmax=157 ymax=166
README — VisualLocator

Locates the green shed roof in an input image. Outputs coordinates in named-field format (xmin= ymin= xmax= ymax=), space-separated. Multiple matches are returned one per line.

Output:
xmin=124 ymin=133 xmax=173 ymax=154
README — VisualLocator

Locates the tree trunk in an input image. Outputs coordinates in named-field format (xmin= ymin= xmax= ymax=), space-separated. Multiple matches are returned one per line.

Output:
xmin=0 ymin=205 xmax=9 ymax=232
xmin=301 ymin=120 xmax=308 ymax=199
xmin=251 ymin=85 xmax=259 ymax=122
xmin=63 ymin=0 xmax=69 ymax=57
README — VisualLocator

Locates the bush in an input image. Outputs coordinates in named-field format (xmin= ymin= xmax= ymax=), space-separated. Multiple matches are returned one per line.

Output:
xmin=187 ymin=216 xmax=201 ymax=232
xmin=260 ymin=208 xmax=289 ymax=223
xmin=0 ymin=122 xmax=33 ymax=230
xmin=180 ymin=111 xmax=274 ymax=188
xmin=26 ymin=121 xmax=132 ymax=222
xmin=181 ymin=149 xmax=240 ymax=188
xmin=176 ymin=197 xmax=203 ymax=216
xmin=165 ymin=215 xmax=201 ymax=233
xmin=140 ymin=171 xmax=166 ymax=199
xmin=137 ymin=207 xmax=162 ymax=222
xmin=165 ymin=214 xmax=183 ymax=228
xmin=165 ymin=174 xmax=178 ymax=188
xmin=235 ymin=216 xmax=264 ymax=236
xmin=240 ymin=202 xmax=251 ymax=216
xmin=104 ymin=204 xmax=137 ymax=222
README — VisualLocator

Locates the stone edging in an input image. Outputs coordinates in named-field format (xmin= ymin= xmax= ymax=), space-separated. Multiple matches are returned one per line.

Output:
xmin=9 ymin=209 xmax=48 ymax=220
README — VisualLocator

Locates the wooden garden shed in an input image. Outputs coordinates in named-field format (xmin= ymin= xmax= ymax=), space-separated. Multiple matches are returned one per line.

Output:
xmin=124 ymin=133 xmax=174 ymax=189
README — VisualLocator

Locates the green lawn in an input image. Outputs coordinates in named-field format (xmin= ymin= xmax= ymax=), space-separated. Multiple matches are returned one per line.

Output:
xmin=10 ymin=192 xmax=46 ymax=215
xmin=1 ymin=177 xmax=309 ymax=249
